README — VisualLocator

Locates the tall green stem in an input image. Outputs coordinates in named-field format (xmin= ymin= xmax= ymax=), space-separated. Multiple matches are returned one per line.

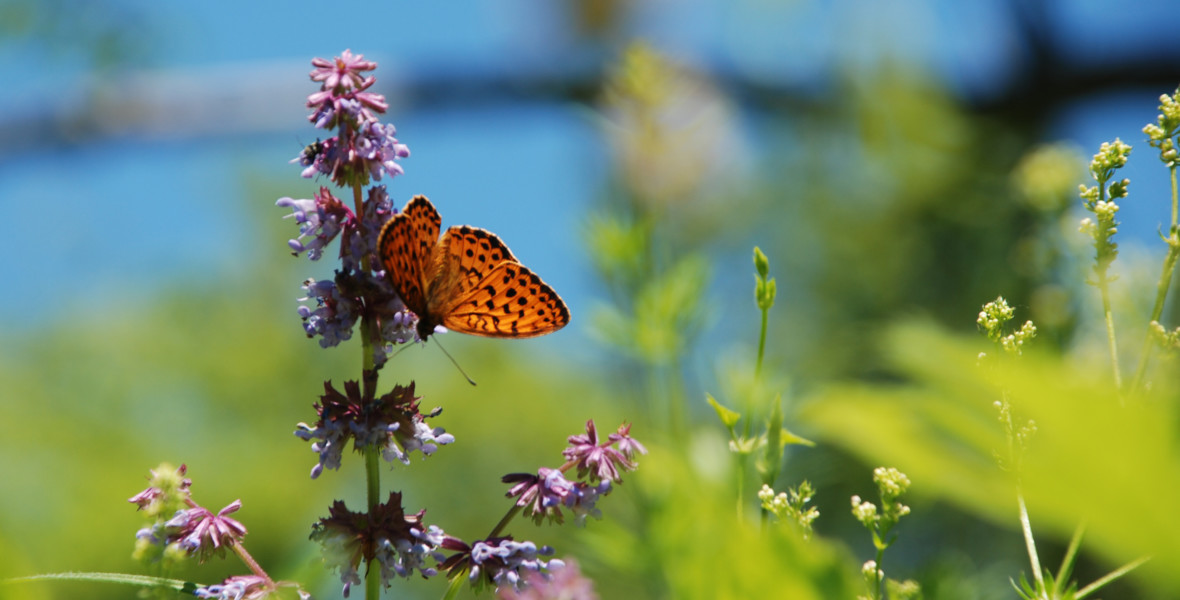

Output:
xmin=1130 ymin=165 xmax=1180 ymax=394
xmin=746 ymin=306 xmax=768 ymax=440
xmin=1173 ymin=162 xmax=1178 ymax=227
xmin=1001 ymin=391 xmax=1042 ymax=590
xmin=755 ymin=307 xmax=768 ymax=381
xmin=1099 ymin=284 xmax=1122 ymax=391
xmin=873 ymin=545 xmax=886 ymax=600
xmin=350 ymin=181 xmax=383 ymax=600
xmin=1092 ymin=177 xmax=1124 ymax=393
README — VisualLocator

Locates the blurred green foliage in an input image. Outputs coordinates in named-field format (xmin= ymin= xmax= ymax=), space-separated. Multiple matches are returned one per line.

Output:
xmin=803 ymin=322 xmax=1180 ymax=597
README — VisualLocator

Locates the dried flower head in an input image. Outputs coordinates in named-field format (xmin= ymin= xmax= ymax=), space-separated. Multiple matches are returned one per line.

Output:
xmin=295 ymin=380 xmax=454 ymax=479
xmin=310 ymin=493 xmax=445 ymax=596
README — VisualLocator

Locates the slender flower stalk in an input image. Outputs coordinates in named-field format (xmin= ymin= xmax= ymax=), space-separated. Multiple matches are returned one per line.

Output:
xmin=129 ymin=464 xmax=305 ymax=600
xmin=1131 ymin=89 xmax=1180 ymax=394
xmin=276 ymin=50 xmax=632 ymax=600
xmin=1078 ymin=139 xmax=1132 ymax=392
xmin=851 ymin=467 xmax=914 ymax=600
xmin=435 ymin=420 xmax=642 ymax=595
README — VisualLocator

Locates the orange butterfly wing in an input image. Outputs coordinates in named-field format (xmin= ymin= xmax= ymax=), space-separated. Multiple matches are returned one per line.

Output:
xmin=433 ymin=227 xmax=569 ymax=338
xmin=378 ymin=196 xmax=569 ymax=340
xmin=377 ymin=195 xmax=441 ymax=318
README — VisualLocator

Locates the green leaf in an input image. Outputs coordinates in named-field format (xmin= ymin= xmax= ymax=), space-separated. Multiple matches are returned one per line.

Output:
xmin=780 ymin=427 xmax=815 ymax=448
xmin=707 ymin=393 xmax=742 ymax=429
xmin=3 ymin=572 xmax=192 ymax=592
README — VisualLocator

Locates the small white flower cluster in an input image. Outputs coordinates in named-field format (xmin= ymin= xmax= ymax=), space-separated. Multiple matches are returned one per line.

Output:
xmin=1144 ymin=90 xmax=1180 ymax=166
xmin=1089 ymin=139 xmax=1132 ymax=179
xmin=977 ymin=296 xmax=1014 ymax=339
xmin=977 ymin=296 xmax=1037 ymax=356
xmin=850 ymin=496 xmax=878 ymax=526
xmin=1150 ymin=320 xmax=1180 ymax=352
xmin=759 ymin=482 xmax=819 ymax=537
xmin=861 ymin=559 xmax=881 ymax=579
xmin=872 ymin=467 xmax=911 ymax=500
xmin=1000 ymin=320 xmax=1037 ymax=356
xmin=851 ymin=468 xmax=919 ymax=599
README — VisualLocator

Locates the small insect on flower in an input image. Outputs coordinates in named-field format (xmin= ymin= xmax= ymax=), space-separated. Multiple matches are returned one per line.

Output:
xmin=377 ymin=196 xmax=570 ymax=342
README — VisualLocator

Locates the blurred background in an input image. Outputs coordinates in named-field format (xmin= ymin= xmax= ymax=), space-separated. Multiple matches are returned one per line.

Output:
xmin=4 ymin=0 xmax=1180 ymax=598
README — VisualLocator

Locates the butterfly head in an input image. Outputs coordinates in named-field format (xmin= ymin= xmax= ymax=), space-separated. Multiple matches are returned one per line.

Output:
xmin=416 ymin=314 xmax=443 ymax=342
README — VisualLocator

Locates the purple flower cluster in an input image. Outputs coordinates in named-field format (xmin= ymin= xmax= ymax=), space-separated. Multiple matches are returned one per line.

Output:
xmin=271 ymin=51 xmax=642 ymax=600
xmin=563 ymin=421 xmax=647 ymax=483
xmin=307 ymin=50 xmax=388 ymax=127
xmin=503 ymin=468 xmax=611 ymax=526
xmin=309 ymin=493 xmax=445 ymax=597
xmin=440 ymin=537 xmax=564 ymax=593
xmin=134 ymin=500 xmax=248 ymax=563
xmin=294 ymin=380 xmax=454 ymax=479
xmin=276 ymin=187 xmax=351 ymax=261
xmin=128 ymin=464 xmax=286 ymax=600
xmin=283 ymin=186 xmax=418 ymax=355
xmin=129 ymin=464 xmax=222 ymax=564
xmin=193 ymin=574 xmax=272 ymax=600
xmin=297 ymin=277 xmax=357 ymax=348
xmin=167 ymin=501 xmax=248 ymax=562
xmin=279 ymin=76 xmax=419 ymax=358
xmin=298 ymin=49 xmax=407 ymax=188
xmin=503 ymin=421 xmax=644 ymax=526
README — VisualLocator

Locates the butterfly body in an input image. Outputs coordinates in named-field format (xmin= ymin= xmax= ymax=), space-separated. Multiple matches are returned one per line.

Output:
xmin=378 ymin=196 xmax=570 ymax=340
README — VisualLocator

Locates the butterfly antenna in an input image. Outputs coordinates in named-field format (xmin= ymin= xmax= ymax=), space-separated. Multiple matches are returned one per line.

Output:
xmin=432 ymin=338 xmax=477 ymax=386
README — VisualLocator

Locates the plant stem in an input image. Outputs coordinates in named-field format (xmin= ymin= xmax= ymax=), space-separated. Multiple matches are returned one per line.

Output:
xmin=1090 ymin=174 xmax=1125 ymax=394
xmin=874 ymin=545 xmax=886 ymax=600
xmin=1017 ymin=491 xmax=1044 ymax=590
xmin=364 ymin=435 xmax=381 ymax=600
xmin=1130 ymin=165 xmax=1180 ymax=394
xmin=1173 ymin=162 xmax=1178 ymax=228
xmin=746 ymin=306 xmax=769 ymax=440
xmin=1076 ymin=556 xmax=1151 ymax=599
xmin=358 ymin=177 xmax=380 ymax=600
xmin=1099 ymin=283 xmax=1123 ymax=392
xmin=755 ymin=306 xmax=768 ymax=381
xmin=231 ymin=542 xmax=274 ymax=586
xmin=736 ymin=454 xmax=747 ymax=520
xmin=488 ymin=504 xmax=522 ymax=539
xmin=1059 ymin=524 xmax=1084 ymax=578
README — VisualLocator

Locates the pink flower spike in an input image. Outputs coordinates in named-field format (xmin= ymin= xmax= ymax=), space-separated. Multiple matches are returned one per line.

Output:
xmin=310 ymin=49 xmax=378 ymax=94
xmin=170 ymin=501 xmax=248 ymax=562
xmin=562 ymin=421 xmax=632 ymax=484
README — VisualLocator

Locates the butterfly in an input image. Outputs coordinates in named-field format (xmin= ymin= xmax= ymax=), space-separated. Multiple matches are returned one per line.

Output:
xmin=377 ymin=195 xmax=570 ymax=342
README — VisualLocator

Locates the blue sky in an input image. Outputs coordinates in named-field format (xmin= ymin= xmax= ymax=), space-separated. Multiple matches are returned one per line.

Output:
xmin=3 ymin=0 xmax=1179 ymax=335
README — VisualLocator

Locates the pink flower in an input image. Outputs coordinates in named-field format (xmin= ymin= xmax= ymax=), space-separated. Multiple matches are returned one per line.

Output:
xmin=310 ymin=49 xmax=377 ymax=93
